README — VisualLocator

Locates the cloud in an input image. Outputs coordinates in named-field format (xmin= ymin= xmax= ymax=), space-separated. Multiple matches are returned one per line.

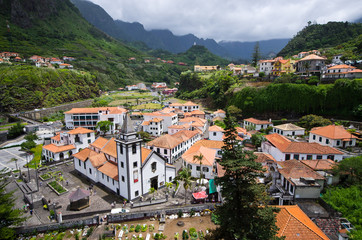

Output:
xmin=89 ymin=0 xmax=362 ymax=41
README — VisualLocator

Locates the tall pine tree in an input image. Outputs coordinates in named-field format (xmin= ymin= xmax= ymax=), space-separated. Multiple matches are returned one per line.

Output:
xmin=210 ymin=113 xmax=280 ymax=240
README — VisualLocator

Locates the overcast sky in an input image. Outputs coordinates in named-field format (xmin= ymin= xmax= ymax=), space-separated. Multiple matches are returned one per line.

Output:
xmin=90 ymin=0 xmax=361 ymax=42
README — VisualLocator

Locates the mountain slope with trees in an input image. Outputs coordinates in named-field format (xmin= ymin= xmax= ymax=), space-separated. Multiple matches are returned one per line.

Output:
xmin=278 ymin=21 xmax=362 ymax=56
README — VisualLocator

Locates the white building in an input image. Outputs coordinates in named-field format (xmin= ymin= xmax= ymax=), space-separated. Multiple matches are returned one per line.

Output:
xmin=168 ymin=123 xmax=191 ymax=135
xmin=208 ymin=125 xmax=224 ymax=141
xmin=141 ymin=118 xmax=164 ymax=136
xmin=309 ymin=125 xmax=357 ymax=148
xmin=169 ymin=101 xmax=200 ymax=112
xmin=213 ymin=109 xmax=226 ymax=119
xmin=42 ymin=127 xmax=95 ymax=162
xmin=73 ymin=115 xmax=176 ymax=201
xmin=146 ymin=130 xmax=201 ymax=164
xmin=143 ymin=112 xmax=178 ymax=131
xmin=272 ymin=123 xmax=305 ymax=137
xmin=258 ymin=60 xmax=275 ymax=76
xmin=262 ymin=133 xmax=344 ymax=162
xmin=179 ymin=117 xmax=208 ymax=134
xmin=64 ymin=107 xmax=127 ymax=134
xmin=243 ymin=118 xmax=273 ymax=131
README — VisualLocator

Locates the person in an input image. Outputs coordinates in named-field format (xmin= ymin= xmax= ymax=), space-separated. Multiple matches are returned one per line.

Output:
xmin=111 ymin=202 xmax=115 ymax=208
xmin=29 ymin=209 xmax=33 ymax=215
xmin=66 ymin=181 xmax=68 ymax=186
xmin=39 ymin=181 xmax=42 ymax=187
xmin=26 ymin=203 xmax=29 ymax=210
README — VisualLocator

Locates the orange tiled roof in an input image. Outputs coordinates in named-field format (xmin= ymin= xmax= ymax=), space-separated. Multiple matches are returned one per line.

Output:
xmin=101 ymin=138 xmax=117 ymax=158
xmin=169 ymin=102 xmax=183 ymax=107
xmin=209 ymin=125 xmax=224 ymax=132
xmin=147 ymin=134 xmax=182 ymax=149
xmin=141 ymin=147 xmax=152 ymax=163
xmin=183 ymin=101 xmax=198 ymax=106
xmin=51 ymin=134 xmax=61 ymax=141
xmin=300 ymin=159 xmax=336 ymax=171
xmin=190 ymin=110 xmax=205 ymax=115
xmin=72 ymin=148 xmax=97 ymax=162
xmin=143 ymin=112 xmax=176 ymax=117
xmin=180 ymin=117 xmax=207 ymax=125
xmin=273 ymin=123 xmax=304 ymax=131
xmin=244 ymin=118 xmax=271 ymax=125
xmin=276 ymin=205 xmax=329 ymax=240
xmin=278 ymin=160 xmax=324 ymax=180
xmin=43 ymin=144 xmax=75 ymax=153
xmin=222 ymin=133 xmax=244 ymax=141
xmin=193 ymin=140 xmax=224 ymax=149
xmin=172 ymin=130 xmax=199 ymax=142
xmin=212 ymin=116 xmax=224 ymax=122
xmin=98 ymin=162 xmax=118 ymax=181
xmin=89 ymin=152 xmax=107 ymax=168
xmin=213 ymin=109 xmax=226 ymax=114
xmin=299 ymin=54 xmax=327 ymax=61
xmin=310 ymin=125 xmax=357 ymax=140
xmin=141 ymin=121 xmax=150 ymax=126
xmin=327 ymin=64 xmax=356 ymax=70
xmin=168 ymin=124 xmax=190 ymax=129
xmin=90 ymin=137 xmax=109 ymax=149
xmin=182 ymin=145 xmax=217 ymax=166
xmin=67 ymin=127 xmax=94 ymax=135
xmin=254 ymin=152 xmax=276 ymax=163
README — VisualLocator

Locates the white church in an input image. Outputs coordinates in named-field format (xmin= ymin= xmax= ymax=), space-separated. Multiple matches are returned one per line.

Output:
xmin=73 ymin=114 xmax=176 ymax=201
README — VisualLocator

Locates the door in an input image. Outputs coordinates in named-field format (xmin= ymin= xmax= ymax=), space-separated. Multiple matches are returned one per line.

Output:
xmin=151 ymin=176 xmax=158 ymax=190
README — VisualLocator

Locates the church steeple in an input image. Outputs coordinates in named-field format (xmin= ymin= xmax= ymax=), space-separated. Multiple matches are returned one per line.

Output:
xmin=121 ymin=113 xmax=135 ymax=134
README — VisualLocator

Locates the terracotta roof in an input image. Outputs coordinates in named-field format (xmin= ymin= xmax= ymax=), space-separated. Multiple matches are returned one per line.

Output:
xmin=182 ymin=145 xmax=217 ymax=166
xmin=90 ymin=137 xmax=109 ymax=149
xmin=278 ymin=160 xmax=324 ymax=181
xmin=101 ymin=138 xmax=117 ymax=158
xmin=43 ymin=144 xmax=75 ymax=153
xmin=213 ymin=109 xmax=226 ymax=114
xmin=147 ymin=134 xmax=182 ymax=149
xmin=159 ymin=107 xmax=174 ymax=113
xmin=212 ymin=116 xmax=224 ymax=122
xmin=310 ymin=125 xmax=357 ymax=140
xmin=193 ymin=140 xmax=224 ymax=149
xmin=67 ymin=127 xmax=94 ymax=135
xmin=190 ymin=110 xmax=205 ymax=115
xmin=299 ymin=54 xmax=327 ymax=61
xmin=131 ymin=112 xmax=143 ymax=115
xmin=327 ymin=64 xmax=356 ymax=70
xmin=235 ymin=127 xmax=251 ymax=137
xmin=51 ymin=134 xmax=61 ymax=141
xmin=141 ymin=121 xmax=150 ymax=126
xmin=349 ymin=69 xmax=362 ymax=73
xmin=141 ymin=147 xmax=152 ymax=163
xmin=88 ymin=152 xmax=107 ymax=168
xmin=254 ymin=152 xmax=276 ymax=163
xmin=64 ymin=107 xmax=126 ymax=114
xmin=216 ymin=162 xmax=226 ymax=177
xmin=169 ymin=102 xmax=183 ymax=107
xmin=151 ymin=118 xmax=163 ymax=123
xmin=265 ymin=133 xmax=342 ymax=154
xmin=244 ymin=118 xmax=272 ymax=125
xmin=276 ymin=205 xmax=329 ymax=240
xmin=143 ymin=112 xmax=176 ymax=117
xmin=300 ymin=159 xmax=336 ymax=171
xmin=98 ymin=162 xmax=118 ymax=181
xmin=168 ymin=124 xmax=190 ymax=129
xmin=209 ymin=125 xmax=224 ymax=132
xmin=183 ymin=101 xmax=198 ymax=106
xmin=273 ymin=123 xmax=304 ymax=131
xmin=72 ymin=148 xmax=97 ymax=162
xmin=180 ymin=117 xmax=207 ymax=125
xmin=172 ymin=130 xmax=199 ymax=142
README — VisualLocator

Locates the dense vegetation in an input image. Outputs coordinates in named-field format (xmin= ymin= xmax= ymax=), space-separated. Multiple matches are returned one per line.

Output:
xmin=177 ymin=71 xmax=362 ymax=119
xmin=278 ymin=21 xmax=362 ymax=57
xmin=0 ymin=65 xmax=99 ymax=112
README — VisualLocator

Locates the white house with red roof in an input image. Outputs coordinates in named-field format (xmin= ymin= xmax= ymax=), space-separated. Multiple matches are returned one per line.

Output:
xmin=243 ymin=118 xmax=273 ymax=131
xmin=309 ymin=125 xmax=357 ymax=148
xmin=42 ymin=127 xmax=95 ymax=162
xmin=59 ymin=63 xmax=73 ymax=69
xmin=262 ymin=133 xmax=344 ymax=162
xmin=323 ymin=64 xmax=362 ymax=79
xmin=64 ymin=107 xmax=127 ymax=134
xmin=179 ymin=117 xmax=208 ymax=134
xmin=73 ymin=115 xmax=175 ymax=200
xmin=258 ymin=59 xmax=275 ymax=76
xmin=141 ymin=118 xmax=164 ymax=136
xmin=169 ymin=101 xmax=200 ymax=112
xmin=209 ymin=125 xmax=224 ymax=141
xmin=213 ymin=109 xmax=226 ymax=119
xmin=143 ymin=111 xmax=178 ymax=131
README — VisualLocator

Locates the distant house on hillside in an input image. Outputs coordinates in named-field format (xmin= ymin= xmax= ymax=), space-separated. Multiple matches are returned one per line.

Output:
xmin=309 ymin=125 xmax=357 ymax=148
xmin=243 ymin=118 xmax=273 ymax=131
xmin=323 ymin=64 xmax=362 ymax=79
xmin=296 ymin=54 xmax=326 ymax=76
xmin=194 ymin=65 xmax=220 ymax=72
xmin=272 ymin=123 xmax=305 ymax=136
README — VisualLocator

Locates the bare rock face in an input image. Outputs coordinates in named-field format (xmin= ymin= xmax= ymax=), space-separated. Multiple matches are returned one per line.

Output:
xmin=9 ymin=0 xmax=60 ymax=28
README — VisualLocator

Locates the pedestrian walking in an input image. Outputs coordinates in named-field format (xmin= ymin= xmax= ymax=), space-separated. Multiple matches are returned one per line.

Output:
xmin=29 ymin=209 xmax=33 ymax=215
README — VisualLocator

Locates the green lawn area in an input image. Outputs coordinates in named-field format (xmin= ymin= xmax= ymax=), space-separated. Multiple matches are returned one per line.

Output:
xmin=26 ymin=144 xmax=43 ymax=169
xmin=132 ymin=103 xmax=163 ymax=110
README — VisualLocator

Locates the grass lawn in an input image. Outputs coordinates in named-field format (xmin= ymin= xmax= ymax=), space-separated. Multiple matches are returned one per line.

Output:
xmin=48 ymin=180 xmax=67 ymax=194
xmin=132 ymin=103 xmax=163 ymax=110
xmin=26 ymin=144 xmax=43 ymax=169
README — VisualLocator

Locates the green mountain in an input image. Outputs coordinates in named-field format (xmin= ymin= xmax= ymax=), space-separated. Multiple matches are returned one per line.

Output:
xmin=278 ymin=21 xmax=362 ymax=57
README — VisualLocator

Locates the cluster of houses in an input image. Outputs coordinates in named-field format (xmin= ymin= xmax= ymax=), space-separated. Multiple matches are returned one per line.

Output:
xmin=41 ymin=100 xmax=358 ymax=209
xmin=129 ymin=57 xmax=187 ymax=66
xmin=0 ymin=51 xmax=23 ymax=63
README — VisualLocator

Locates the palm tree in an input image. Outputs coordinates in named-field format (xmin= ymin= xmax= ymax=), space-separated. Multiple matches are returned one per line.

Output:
xmin=193 ymin=154 xmax=204 ymax=184
xmin=175 ymin=168 xmax=192 ymax=205
xmin=304 ymin=62 xmax=311 ymax=77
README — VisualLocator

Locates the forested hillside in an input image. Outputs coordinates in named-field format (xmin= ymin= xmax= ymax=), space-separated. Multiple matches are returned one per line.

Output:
xmin=278 ymin=21 xmax=362 ymax=56
xmin=0 ymin=65 xmax=99 ymax=112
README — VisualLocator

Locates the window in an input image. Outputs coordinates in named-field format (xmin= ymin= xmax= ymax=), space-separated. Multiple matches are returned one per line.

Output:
xmin=328 ymin=155 xmax=335 ymax=160
xmin=135 ymin=191 xmax=139 ymax=197
xmin=326 ymin=139 xmax=329 ymax=144
xmin=157 ymin=148 xmax=160 ymax=153
xmin=102 ymin=173 xmax=104 ymax=179
xmin=133 ymin=170 xmax=138 ymax=183
xmin=79 ymin=159 xmax=81 ymax=166
xmin=87 ymin=133 xmax=90 ymax=137
xmin=133 ymin=162 xmax=138 ymax=168
xmin=169 ymin=177 xmax=172 ymax=182
xmin=307 ymin=155 xmax=312 ymax=160
xmin=120 ymin=144 xmax=123 ymax=154
xmin=213 ymin=132 xmax=216 ymax=136
xmin=88 ymin=139 xmax=91 ymax=144
xmin=84 ymin=162 xmax=86 ymax=169
xmin=285 ymin=154 xmax=290 ymax=160
xmin=202 ymin=167 xmax=209 ymax=172
xmin=107 ymin=176 xmax=109 ymax=182
xmin=317 ymin=155 xmax=322 ymax=159
xmin=196 ymin=166 xmax=201 ymax=171
xmin=89 ymin=168 xmax=92 ymax=174
xmin=292 ymin=131 xmax=295 ymax=136
xmin=294 ymin=154 xmax=299 ymax=160
xmin=164 ymin=149 xmax=167 ymax=154
xmin=313 ymin=135 xmax=316 ymax=140
xmin=122 ymin=176 xmax=125 ymax=182
xmin=121 ymin=162 xmax=124 ymax=168
xmin=336 ymin=140 xmax=340 ymax=146
xmin=319 ymin=137 xmax=322 ymax=142
xmin=112 ymin=179 xmax=114 ymax=185
xmin=132 ymin=144 xmax=137 ymax=154
xmin=188 ymin=164 xmax=192 ymax=170
xmin=151 ymin=162 xmax=157 ymax=172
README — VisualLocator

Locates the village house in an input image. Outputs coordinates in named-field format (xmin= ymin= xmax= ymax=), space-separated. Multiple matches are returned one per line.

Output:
xmin=270 ymin=160 xmax=325 ymax=205
xmin=169 ymin=101 xmax=200 ymax=112
xmin=63 ymin=56 xmax=76 ymax=61
xmin=179 ymin=117 xmax=208 ymax=134
xmin=300 ymin=159 xmax=339 ymax=185
xmin=262 ymin=133 xmax=344 ymax=161
xmin=50 ymin=58 xmax=63 ymax=65
xmin=235 ymin=127 xmax=252 ymax=140
xmin=208 ymin=125 xmax=224 ymax=141
xmin=42 ymin=127 xmax=95 ymax=162
xmin=272 ymin=123 xmax=305 ymax=136
xmin=142 ymin=111 xmax=178 ymax=131
xmin=194 ymin=65 xmax=220 ymax=72
xmin=59 ymin=63 xmax=73 ymax=69
xmin=151 ymin=82 xmax=167 ymax=89
xmin=73 ymin=115 xmax=176 ymax=200
xmin=296 ymin=54 xmax=327 ymax=76
xmin=243 ymin=118 xmax=273 ymax=131
xmin=323 ymin=64 xmax=362 ymax=79
xmin=146 ymin=130 xmax=201 ymax=164
xmin=168 ymin=123 xmax=191 ymax=135
xmin=162 ymin=88 xmax=178 ymax=96
xmin=213 ymin=109 xmax=226 ymax=119
xmin=258 ymin=59 xmax=275 ymax=76
xmin=64 ymin=107 xmax=127 ymax=134
xmin=271 ymin=58 xmax=296 ymax=76
xmin=184 ymin=109 xmax=205 ymax=119
xmin=141 ymin=118 xmax=164 ymax=136
xmin=309 ymin=125 xmax=357 ymax=148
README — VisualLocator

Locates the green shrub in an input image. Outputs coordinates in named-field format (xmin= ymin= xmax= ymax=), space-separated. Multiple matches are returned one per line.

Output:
xmin=135 ymin=224 xmax=141 ymax=232
xmin=177 ymin=210 xmax=183 ymax=218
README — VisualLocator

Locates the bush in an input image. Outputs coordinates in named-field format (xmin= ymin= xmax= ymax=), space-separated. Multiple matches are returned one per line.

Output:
xmin=129 ymin=224 xmax=135 ymax=232
xmin=135 ymin=224 xmax=141 ymax=232
xmin=177 ymin=210 xmax=183 ymax=218
xmin=182 ymin=230 xmax=189 ymax=240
